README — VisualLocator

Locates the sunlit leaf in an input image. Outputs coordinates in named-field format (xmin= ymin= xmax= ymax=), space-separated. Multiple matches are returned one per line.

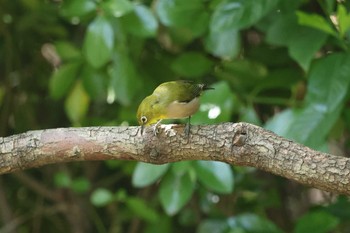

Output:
xmin=296 ymin=11 xmax=337 ymax=36
xmin=65 ymin=80 xmax=90 ymax=124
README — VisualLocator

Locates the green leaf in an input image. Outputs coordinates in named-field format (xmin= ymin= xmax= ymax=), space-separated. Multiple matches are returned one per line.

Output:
xmin=192 ymin=81 xmax=236 ymax=124
xmin=265 ymin=109 xmax=296 ymax=137
xmin=49 ymin=62 xmax=80 ymax=99
xmin=199 ymin=214 xmax=282 ymax=233
xmin=156 ymin=0 xmax=209 ymax=36
xmin=266 ymin=14 xmax=328 ymax=71
xmin=0 ymin=86 xmax=4 ymax=106
xmin=327 ymin=196 xmax=350 ymax=220
xmin=64 ymin=81 xmax=90 ymax=124
xmin=266 ymin=53 xmax=350 ymax=148
xmin=90 ymin=188 xmax=114 ymax=207
xmin=305 ymin=55 xmax=350 ymax=109
xmin=197 ymin=219 xmax=230 ymax=233
xmin=54 ymin=41 xmax=81 ymax=61
xmin=54 ymin=172 xmax=71 ymax=188
xmin=84 ymin=15 xmax=114 ymax=68
xmin=132 ymin=162 xmax=170 ymax=188
xmin=159 ymin=169 xmax=195 ymax=215
xmin=337 ymin=4 xmax=350 ymax=38
xmin=81 ymin=66 xmax=107 ymax=100
xmin=122 ymin=4 xmax=158 ymax=38
xmin=171 ymin=52 xmax=213 ymax=77
xmin=296 ymin=11 xmax=337 ymax=36
xmin=108 ymin=52 xmax=141 ymax=106
xmin=205 ymin=27 xmax=240 ymax=59
xmin=61 ymin=0 xmax=96 ymax=18
xmin=115 ymin=189 xmax=127 ymax=201
xmin=144 ymin=215 xmax=172 ymax=233
xmin=211 ymin=0 xmax=279 ymax=31
xmin=102 ymin=0 xmax=134 ymax=17
xmin=229 ymin=213 xmax=283 ymax=233
xmin=256 ymin=68 xmax=302 ymax=91
xmin=71 ymin=177 xmax=91 ymax=193
xmin=239 ymin=105 xmax=262 ymax=126
xmin=216 ymin=59 xmax=268 ymax=97
xmin=126 ymin=197 xmax=160 ymax=223
xmin=194 ymin=161 xmax=234 ymax=194
xmin=294 ymin=211 xmax=339 ymax=233
xmin=324 ymin=0 xmax=336 ymax=14
xmin=172 ymin=161 xmax=193 ymax=176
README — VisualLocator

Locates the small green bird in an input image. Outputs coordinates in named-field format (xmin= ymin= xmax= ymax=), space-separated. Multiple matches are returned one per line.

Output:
xmin=137 ymin=80 xmax=213 ymax=135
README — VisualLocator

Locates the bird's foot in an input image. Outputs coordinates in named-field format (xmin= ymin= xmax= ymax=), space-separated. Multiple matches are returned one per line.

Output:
xmin=184 ymin=122 xmax=191 ymax=137
xmin=184 ymin=116 xmax=192 ymax=137
xmin=152 ymin=124 xmax=161 ymax=136
xmin=152 ymin=120 xmax=163 ymax=136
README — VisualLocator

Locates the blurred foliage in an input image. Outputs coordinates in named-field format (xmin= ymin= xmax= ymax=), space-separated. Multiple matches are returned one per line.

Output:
xmin=1 ymin=0 xmax=350 ymax=232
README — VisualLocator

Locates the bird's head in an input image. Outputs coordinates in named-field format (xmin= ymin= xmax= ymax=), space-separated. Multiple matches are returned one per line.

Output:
xmin=137 ymin=95 xmax=161 ymax=133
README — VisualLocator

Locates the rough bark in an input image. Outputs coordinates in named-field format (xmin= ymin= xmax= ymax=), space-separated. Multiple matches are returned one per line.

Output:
xmin=0 ymin=122 xmax=349 ymax=195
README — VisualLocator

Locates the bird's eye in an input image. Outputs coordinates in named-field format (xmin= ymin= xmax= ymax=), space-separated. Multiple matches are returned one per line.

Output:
xmin=141 ymin=116 xmax=147 ymax=123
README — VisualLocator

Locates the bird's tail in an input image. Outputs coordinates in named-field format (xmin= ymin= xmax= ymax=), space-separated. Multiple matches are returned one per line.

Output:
xmin=200 ymin=84 xmax=214 ymax=91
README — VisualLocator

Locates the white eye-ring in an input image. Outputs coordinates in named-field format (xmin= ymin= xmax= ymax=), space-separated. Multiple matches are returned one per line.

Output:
xmin=141 ymin=116 xmax=147 ymax=123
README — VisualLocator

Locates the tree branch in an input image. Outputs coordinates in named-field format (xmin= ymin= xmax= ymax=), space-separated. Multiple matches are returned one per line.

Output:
xmin=1 ymin=123 xmax=349 ymax=195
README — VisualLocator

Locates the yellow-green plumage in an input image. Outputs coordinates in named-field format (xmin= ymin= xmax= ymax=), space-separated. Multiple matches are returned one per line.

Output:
xmin=137 ymin=80 xmax=212 ymax=127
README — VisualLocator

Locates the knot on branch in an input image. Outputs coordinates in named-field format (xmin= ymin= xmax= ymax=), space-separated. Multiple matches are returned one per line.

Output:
xmin=150 ymin=148 xmax=160 ymax=161
xmin=232 ymin=123 xmax=247 ymax=147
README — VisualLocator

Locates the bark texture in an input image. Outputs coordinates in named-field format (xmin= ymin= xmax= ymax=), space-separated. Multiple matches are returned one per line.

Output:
xmin=1 ymin=123 xmax=349 ymax=195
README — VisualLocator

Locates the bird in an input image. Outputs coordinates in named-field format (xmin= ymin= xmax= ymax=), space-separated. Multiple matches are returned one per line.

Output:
xmin=137 ymin=80 xmax=213 ymax=135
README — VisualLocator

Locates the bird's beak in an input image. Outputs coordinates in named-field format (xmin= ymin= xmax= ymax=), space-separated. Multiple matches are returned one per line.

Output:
xmin=141 ymin=124 xmax=144 ymax=135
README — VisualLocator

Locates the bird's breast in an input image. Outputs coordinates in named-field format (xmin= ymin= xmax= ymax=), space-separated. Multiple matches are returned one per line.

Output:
xmin=166 ymin=98 xmax=200 ymax=119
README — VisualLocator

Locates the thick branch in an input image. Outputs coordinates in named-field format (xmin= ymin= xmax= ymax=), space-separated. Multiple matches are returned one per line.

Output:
xmin=1 ymin=123 xmax=349 ymax=195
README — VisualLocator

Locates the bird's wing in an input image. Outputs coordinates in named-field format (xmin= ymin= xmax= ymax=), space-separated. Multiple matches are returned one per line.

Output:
xmin=154 ymin=81 xmax=203 ymax=103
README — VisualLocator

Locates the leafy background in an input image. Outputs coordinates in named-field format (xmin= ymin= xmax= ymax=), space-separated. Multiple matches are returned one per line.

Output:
xmin=1 ymin=0 xmax=350 ymax=232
